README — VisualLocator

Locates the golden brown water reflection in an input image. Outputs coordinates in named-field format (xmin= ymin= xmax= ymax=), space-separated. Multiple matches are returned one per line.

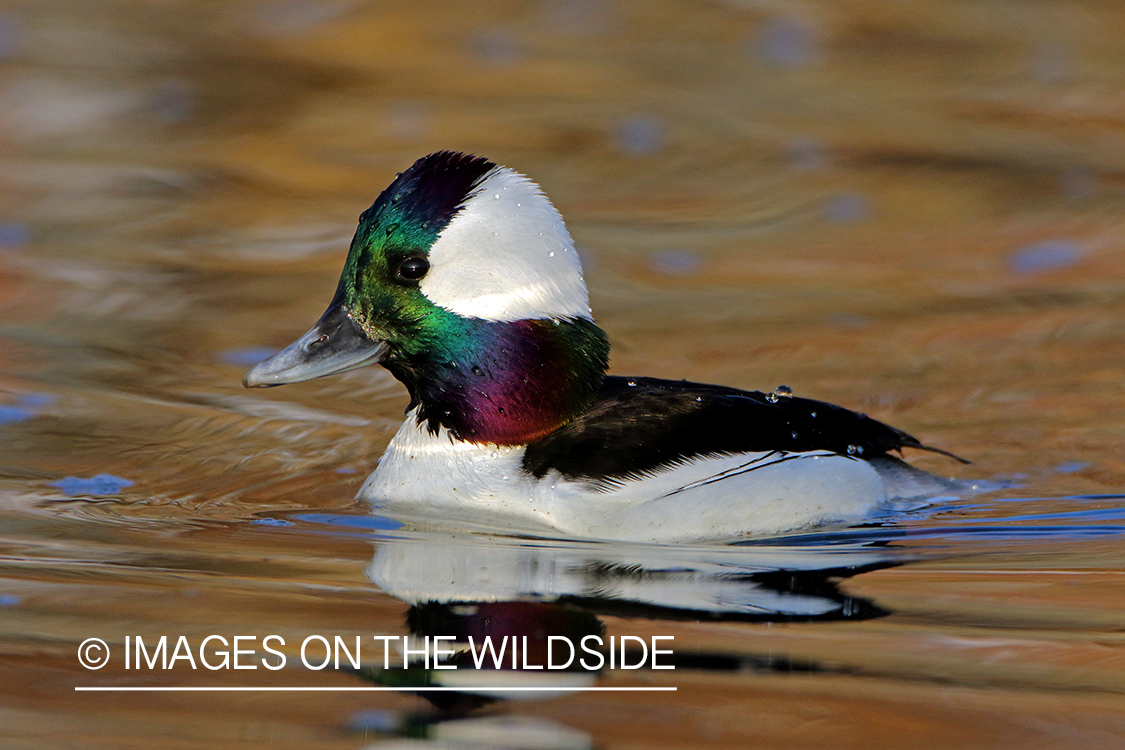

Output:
xmin=1 ymin=1 xmax=1124 ymax=748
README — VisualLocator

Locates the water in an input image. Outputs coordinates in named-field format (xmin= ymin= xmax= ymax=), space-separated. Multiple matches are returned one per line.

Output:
xmin=2 ymin=1 xmax=1124 ymax=747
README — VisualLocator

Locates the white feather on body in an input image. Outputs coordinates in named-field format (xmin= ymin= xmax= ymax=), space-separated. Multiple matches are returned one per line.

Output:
xmin=359 ymin=409 xmax=889 ymax=543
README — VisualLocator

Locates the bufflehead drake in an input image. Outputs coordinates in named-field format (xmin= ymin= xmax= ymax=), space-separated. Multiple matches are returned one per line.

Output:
xmin=244 ymin=151 xmax=966 ymax=543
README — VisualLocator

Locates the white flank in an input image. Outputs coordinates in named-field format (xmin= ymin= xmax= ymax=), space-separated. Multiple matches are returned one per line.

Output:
xmin=360 ymin=412 xmax=890 ymax=543
xmin=419 ymin=166 xmax=592 ymax=322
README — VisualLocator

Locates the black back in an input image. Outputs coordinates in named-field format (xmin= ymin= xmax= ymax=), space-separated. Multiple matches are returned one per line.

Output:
xmin=521 ymin=376 xmax=964 ymax=486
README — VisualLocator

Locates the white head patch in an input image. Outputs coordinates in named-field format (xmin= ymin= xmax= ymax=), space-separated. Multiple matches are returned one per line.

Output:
xmin=419 ymin=166 xmax=592 ymax=322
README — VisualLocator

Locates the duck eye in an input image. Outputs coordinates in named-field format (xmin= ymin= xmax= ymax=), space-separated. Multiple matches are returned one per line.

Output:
xmin=396 ymin=256 xmax=429 ymax=282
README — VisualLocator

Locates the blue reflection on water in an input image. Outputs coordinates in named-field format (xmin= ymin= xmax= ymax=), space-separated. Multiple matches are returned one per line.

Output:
xmin=152 ymin=79 xmax=194 ymax=123
xmin=471 ymin=27 xmax=523 ymax=67
xmin=49 ymin=474 xmax=134 ymax=497
xmin=19 ymin=393 xmax=54 ymax=408
xmin=250 ymin=517 xmax=295 ymax=527
xmin=0 ymin=222 xmax=29 ymax=249
xmin=348 ymin=708 xmax=401 ymax=733
xmin=297 ymin=512 xmax=405 ymax=532
xmin=0 ymin=393 xmax=55 ymax=425
xmin=824 ymin=192 xmax=871 ymax=223
xmin=1008 ymin=239 xmax=1084 ymax=274
xmin=789 ymin=136 xmax=828 ymax=171
xmin=617 ymin=115 xmax=664 ymax=156
xmin=0 ymin=406 xmax=34 ymax=425
xmin=218 ymin=347 xmax=278 ymax=366
xmin=649 ymin=249 xmax=701 ymax=276
xmin=755 ymin=17 xmax=819 ymax=68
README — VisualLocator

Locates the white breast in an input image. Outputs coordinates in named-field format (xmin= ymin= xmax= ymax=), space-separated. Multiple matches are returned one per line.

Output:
xmin=359 ymin=411 xmax=551 ymax=533
xmin=359 ymin=410 xmax=889 ymax=542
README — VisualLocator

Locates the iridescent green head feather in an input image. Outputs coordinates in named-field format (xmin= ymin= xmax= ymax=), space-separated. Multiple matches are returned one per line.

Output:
xmin=245 ymin=151 xmax=608 ymax=445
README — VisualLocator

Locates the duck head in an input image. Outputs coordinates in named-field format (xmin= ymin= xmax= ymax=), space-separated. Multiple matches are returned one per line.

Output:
xmin=243 ymin=151 xmax=609 ymax=445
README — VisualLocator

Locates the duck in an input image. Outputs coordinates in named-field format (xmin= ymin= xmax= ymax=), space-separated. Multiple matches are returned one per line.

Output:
xmin=243 ymin=151 xmax=966 ymax=543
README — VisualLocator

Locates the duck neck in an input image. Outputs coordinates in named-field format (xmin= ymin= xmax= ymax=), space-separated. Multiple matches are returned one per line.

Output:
xmin=383 ymin=316 xmax=609 ymax=446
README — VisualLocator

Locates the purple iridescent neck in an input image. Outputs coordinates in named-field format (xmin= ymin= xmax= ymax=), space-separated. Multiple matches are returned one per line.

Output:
xmin=381 ymin=316 xmax=609 ymax=446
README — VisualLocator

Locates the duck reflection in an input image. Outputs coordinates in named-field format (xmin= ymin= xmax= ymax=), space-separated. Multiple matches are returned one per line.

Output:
xmin=351 ymin=529 xmax=895 ymax=728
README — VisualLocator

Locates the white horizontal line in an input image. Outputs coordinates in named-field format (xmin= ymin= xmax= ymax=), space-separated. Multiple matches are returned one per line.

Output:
xmin=75 ymin=686 xmax=676 ymax=692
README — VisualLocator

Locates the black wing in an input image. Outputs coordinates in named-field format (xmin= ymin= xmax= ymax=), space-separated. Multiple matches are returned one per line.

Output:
xmin=521 ymin=376 xmax=965 ymax=485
